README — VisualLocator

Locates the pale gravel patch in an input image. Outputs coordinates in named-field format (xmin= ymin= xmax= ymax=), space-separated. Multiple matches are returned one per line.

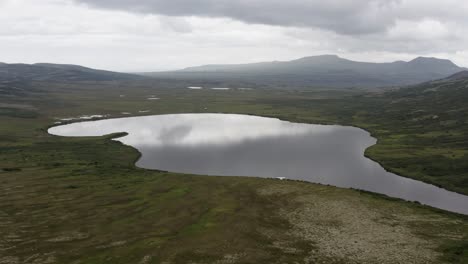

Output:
xmin=258 ymin=225 xmax=307 ymax=255
xmin=258 ymin=184 xmax=441 ymax=264
xmin=290 ymin=196 xmax=438 ymax=264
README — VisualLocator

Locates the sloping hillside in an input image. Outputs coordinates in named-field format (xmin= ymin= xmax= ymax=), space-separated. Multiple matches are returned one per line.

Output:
xmin=0 ymin=63 xmax=143 ymax=82
xmin=352 ymin=72 xmax=468 ymax=194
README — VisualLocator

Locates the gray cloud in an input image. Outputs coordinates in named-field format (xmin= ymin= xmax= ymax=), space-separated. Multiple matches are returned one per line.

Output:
xmin=74 ymin=0 xmax=403 ymax=35
xmin=2 ymin=0 xmax=468 ymax=71
xmin=73 ymin=0 xmax=468 ymax=38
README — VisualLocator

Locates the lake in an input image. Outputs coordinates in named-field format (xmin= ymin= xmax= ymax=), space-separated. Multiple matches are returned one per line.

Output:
xmin=48 ymin=113 xmax=468 ymax=215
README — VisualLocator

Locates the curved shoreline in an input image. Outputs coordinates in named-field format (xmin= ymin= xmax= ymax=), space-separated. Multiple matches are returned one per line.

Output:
xmin=45 ymin=112 xmax=462 ymax=194
xmin=47 ymin=113 xmax=468 ymax=215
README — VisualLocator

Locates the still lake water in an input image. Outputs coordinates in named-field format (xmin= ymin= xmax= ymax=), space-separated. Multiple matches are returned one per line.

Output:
xmin=48 ymin=114 xmax=468 ymax=214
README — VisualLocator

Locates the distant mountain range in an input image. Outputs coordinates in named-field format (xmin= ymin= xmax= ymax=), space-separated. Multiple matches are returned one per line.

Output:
xmin=1 ymin=55 xmax=466 ymax=89
xmin=145 ymin=55 xmax=467 ymax=89
xmin=0 ymin=63 xmax=142 ymax=82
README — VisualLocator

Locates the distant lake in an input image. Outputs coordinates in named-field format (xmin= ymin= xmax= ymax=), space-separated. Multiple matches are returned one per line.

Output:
xmin=48 ymin=114 xmax=468 ymax=215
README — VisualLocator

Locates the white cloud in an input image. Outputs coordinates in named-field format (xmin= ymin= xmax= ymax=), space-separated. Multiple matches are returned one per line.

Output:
xmin=387 ymin=19 xmax=453 ymax=41
xmin=0 ymin=0 xmax=468 ymax=71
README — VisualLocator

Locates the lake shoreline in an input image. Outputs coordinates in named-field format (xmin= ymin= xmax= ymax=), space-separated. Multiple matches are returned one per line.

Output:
xmin=48 ymin=113 xmax=468 ymax=215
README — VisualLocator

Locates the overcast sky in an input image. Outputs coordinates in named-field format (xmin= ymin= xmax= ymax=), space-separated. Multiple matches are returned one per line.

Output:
xmin=1 ymin=0 xmax=468 ymax=72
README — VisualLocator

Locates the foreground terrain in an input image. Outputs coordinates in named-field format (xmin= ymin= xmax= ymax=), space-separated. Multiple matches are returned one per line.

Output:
xmin=1 ymin=79 xmax=468 ymax=263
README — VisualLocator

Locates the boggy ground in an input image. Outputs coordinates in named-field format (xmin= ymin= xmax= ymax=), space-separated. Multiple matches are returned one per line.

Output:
xmin=0 ymin=81 xmax=467 ymax=263
xmin=1 ymin=134 xmax=467 ymax=263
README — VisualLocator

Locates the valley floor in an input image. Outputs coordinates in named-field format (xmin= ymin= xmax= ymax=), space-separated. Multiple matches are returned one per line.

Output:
xmin=1 ymin=81 xmax=467 ymax=263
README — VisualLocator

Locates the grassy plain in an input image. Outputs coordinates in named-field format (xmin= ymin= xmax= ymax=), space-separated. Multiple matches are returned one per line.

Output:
xmin=1 ymin=80 xmax=467 ymax=263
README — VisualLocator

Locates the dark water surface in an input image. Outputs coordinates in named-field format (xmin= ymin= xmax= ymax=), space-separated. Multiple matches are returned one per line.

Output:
xmin=48 ymin=114 xmax=468 ymax=215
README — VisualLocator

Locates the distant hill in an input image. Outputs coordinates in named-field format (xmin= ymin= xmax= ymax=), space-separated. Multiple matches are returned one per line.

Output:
xmin=0 ymin=63 xmax=143 ymax=82
xmin=145 ymin=55 xmax=466 ymax=89
xmin=446 ymin=70 xmax=468 ymax=80
xmin=390 ymin=68 xmax=468 ymax=101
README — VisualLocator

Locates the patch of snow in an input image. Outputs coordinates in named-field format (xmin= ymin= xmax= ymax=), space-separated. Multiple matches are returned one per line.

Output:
xmin=79 ymin=115 xmax=106 ymax=120
xmin=211 ymin=87 xmax=230 ymax=90
xmin=57 ymin=114 xmax=108 ymax=121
